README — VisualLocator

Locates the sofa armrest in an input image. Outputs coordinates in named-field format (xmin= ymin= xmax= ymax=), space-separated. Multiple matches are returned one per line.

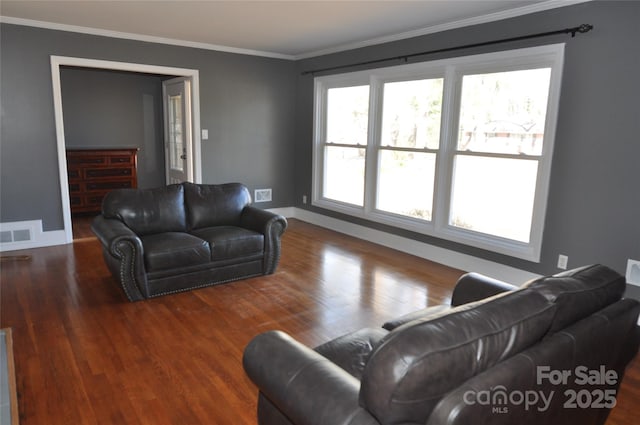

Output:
xmin=241 ymin=206 xmax=288 ymax=274
xmin=243 ymin=331 xmax=379 ymax=425
xmin=451 ymin=272 xmax=517 ymax=306
xmin=91 ymin=216 xmax=148 ymax=301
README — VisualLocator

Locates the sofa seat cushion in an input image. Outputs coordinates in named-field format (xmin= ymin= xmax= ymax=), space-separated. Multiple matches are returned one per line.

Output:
xmin=190 ymin=226 xmax=264 ymax=261
xmin=140 ymin=232 xmax=211 ymax=272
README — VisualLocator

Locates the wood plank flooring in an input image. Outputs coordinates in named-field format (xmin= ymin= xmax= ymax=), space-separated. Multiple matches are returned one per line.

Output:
xmin=0 ymin=218 xmax=638 ymax=424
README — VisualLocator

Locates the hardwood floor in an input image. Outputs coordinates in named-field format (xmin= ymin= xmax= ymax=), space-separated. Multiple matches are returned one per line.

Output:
xmin=0 ymin=219 xmax=638 ymax=424
xmin=71 ymin=214 xmax=99 ymax=240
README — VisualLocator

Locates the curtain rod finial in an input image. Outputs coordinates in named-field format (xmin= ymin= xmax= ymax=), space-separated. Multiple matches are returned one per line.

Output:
xmin=579 ymin=24 xmax=594 ymax=33
xmin=572 ymin=24 xmax=594 ymax=37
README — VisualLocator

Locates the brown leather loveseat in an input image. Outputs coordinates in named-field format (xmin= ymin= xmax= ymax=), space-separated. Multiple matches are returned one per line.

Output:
xmin=243 ymin=264 xmax=640 ymax=425
xmin=92 ymin=182 xmax=287 ymax=301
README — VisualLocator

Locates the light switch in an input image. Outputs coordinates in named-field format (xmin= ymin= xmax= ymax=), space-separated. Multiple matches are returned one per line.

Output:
xmin=201 ymin=129 xmax=209 ymax=140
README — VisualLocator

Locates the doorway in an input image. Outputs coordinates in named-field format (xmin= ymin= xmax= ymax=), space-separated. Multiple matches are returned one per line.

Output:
xmin=51 ymin=56 xmax=202 ymax=243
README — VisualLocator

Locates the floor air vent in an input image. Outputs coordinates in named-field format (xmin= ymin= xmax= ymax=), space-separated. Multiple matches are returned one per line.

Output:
xmin=1 ymin=220 xmax=66 ymax=252
xmin=0 ymin=228 xmax=33 ymax=243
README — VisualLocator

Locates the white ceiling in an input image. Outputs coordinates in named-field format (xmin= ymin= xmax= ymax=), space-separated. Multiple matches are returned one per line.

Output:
xmin=0 ymin=1 xmax=586 ymax=59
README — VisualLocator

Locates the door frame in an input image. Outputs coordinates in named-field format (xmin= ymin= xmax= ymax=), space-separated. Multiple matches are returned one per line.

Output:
xmin=50 ymin=55 xmax=202 ymax=243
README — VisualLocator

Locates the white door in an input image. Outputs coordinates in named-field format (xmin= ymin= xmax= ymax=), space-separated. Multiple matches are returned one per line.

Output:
xmin=163 ymin=77 xmax=193 ymax=184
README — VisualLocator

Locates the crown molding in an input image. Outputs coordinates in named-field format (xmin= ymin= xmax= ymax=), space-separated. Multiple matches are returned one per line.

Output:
xmin=0 ymin=15 xmax=296 ymax=61
xmin=294 ymin=0 xmax=593 ymax=60
xmin=1 ymin=1 xmax=592 ymax=61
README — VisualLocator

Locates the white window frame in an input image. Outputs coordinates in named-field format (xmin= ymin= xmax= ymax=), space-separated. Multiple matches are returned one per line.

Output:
xmin=312 ymin=44 xmax=565 ymax=262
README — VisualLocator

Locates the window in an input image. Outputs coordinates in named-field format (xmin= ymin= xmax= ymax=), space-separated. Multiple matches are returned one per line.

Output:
xmin=377 ymin=78 xmax=443 ymax=221
xmin=451 ymin=68 xmax=551 ymax=243
xmin=323 ymin=85 xmax=369 ymax=206
xmin=313 ymin=44 xmax=564 ymax=261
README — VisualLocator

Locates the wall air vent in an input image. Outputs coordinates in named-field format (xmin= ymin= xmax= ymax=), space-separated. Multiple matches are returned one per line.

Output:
xmin=627 ymin=260 xmax=640 ymax=286
xmin=254 ymin=189 xmax=272 ymax=203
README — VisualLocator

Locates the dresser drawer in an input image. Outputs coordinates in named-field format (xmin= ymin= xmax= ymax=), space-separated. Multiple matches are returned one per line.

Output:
xmin=86 ymin=180 xmax=133 ymax=191
xmin=85 ymin=167 xmax=133 ymax=179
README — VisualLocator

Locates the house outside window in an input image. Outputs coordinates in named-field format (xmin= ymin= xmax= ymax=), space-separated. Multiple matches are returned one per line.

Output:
xmin=312 ymin=44 xmax=565 ymax=262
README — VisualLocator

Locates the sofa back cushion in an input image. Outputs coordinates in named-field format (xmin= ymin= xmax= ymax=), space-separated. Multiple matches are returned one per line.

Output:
xmin=521 ymin=264 xmax=626 ymax=333
xmin=425 ymin=298 xmax=640 ymax=425
xmin=184 ymin=182 xmax=251 ymax=229
xmin=102 ymin=184 xmax=187 ymax=235
xmin=360 ymin=289 xmax=557 ymax=425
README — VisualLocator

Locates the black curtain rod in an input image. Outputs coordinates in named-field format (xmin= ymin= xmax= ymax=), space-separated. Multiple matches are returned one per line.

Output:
xmin=301 ymin=24 xmax=593 ymax=76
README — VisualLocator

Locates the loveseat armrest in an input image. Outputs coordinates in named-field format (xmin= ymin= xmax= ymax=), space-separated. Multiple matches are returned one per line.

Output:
xmin=243 ymin=331 xmax=379 ymax=425
xmin=240 ymin=206 xmax=288 ymax=235
xmin=451 ymin=272 xmax=517 ymax=306
xmin=92 ymin=215 xmax=138 ymax=249
xmin=241 ymin=206 xmax=288 ymax=274
xmin=91 ymin=216 xmax=148 ymax=301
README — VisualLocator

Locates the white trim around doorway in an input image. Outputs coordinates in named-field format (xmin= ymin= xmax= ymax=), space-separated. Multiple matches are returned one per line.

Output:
xmin=50 ymin=56 xmax=202 ymax=243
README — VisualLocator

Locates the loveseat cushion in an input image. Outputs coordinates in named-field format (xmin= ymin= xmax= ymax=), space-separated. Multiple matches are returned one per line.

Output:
xmin=102 ymin=184 xmax=187 ymax=235
xmin=521 ymin=264 xmax=626 ymax=333
xmin=382 ymin=305 xmax=450 ymax=331
xmin=425 ymin=297 xmax=640 ymax=425
xmin=360 ymin=289 xmax=557 ymax=425
xmin=190 ymin=226 xmax=264 ymax=261
xmin=140 ymin=232 xmax=211 ymax=272
xmin=314 ymin=328 xmax=389 ymax=379
xmin=184 ymin=182 xmax=251 ymax=230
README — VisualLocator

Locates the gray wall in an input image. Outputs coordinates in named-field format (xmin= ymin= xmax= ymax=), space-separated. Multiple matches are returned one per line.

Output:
xmin=293 ymin=1 xmax=640 ymax=278
xmin=0 ymin=23 xmax=297 ymax=231
xmin=60 ymin=66 xmax=166 ymax=189
xmin=1 ymin=1 xmax=639 ymax=284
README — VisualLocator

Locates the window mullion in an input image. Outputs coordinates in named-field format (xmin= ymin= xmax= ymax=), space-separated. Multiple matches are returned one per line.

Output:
xmin=433 ymin=65 xmax=459 ymax=233
xmin=363 ymin=77 xmax=381 ymax=215
xmin=379 ymin=146 xmax=439 ymax=154
xmin=453 ymin=150 xmax=541 ymax=161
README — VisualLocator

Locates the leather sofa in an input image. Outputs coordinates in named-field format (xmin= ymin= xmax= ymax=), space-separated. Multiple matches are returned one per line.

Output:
xmin=91 ymin=182 xmax=287 ymax=301
xmin=243 ymin=264 xmax=640 ymax=425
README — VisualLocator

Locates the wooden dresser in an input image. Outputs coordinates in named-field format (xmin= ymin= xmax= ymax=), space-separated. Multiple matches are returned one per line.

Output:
xmin=66 ymin=148 xmax=138 ymax=214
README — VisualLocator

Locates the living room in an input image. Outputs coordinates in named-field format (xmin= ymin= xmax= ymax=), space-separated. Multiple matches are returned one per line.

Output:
xmin=1 ymin=1 xmax=639 ymax=424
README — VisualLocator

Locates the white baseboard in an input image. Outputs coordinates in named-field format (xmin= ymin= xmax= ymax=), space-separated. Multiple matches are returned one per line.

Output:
xmin=0 ymin=209 xmax=542 ymax=285
xmin=0 ymin=220 xmax=68 ymax=252
xmin=290 ymin=208 xmax=541 ymax=285
xmin=267 ymin=207 xmax=297 ymax=218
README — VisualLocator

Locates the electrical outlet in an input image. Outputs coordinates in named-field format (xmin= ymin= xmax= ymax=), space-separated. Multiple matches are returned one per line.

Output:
xmin=254 ymin=189 xmax=272 ymax=203
xmin=557 ymin=254 xmax=568 ymax=270
xmin=302 ymin=195 xmax=307 ymax=204
xmin=626 ymin=259 xmax=640 ymax=286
